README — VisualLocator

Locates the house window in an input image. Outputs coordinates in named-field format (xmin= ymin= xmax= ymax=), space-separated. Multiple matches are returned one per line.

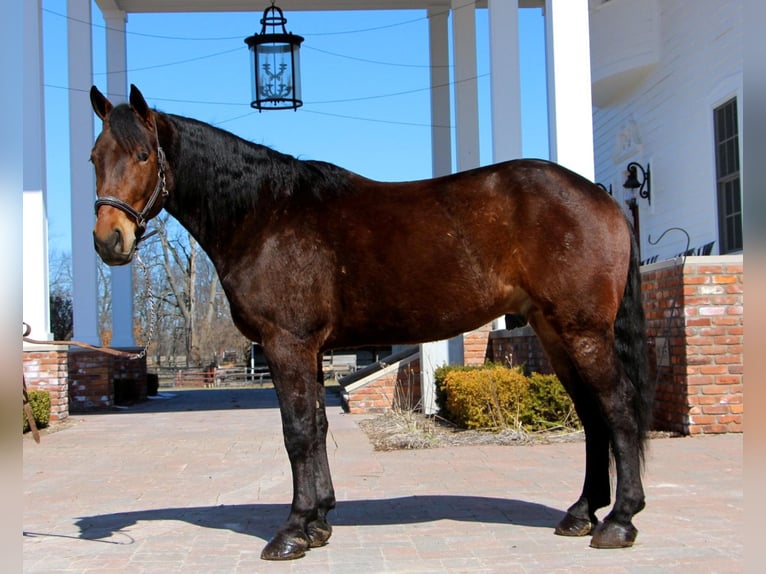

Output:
xmin=714 ymin=97 xmax=742 ymax=253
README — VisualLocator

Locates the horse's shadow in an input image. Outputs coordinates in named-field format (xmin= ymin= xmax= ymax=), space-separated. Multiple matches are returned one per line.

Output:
xmin=73 ymin=496 xmax=565 ymax=543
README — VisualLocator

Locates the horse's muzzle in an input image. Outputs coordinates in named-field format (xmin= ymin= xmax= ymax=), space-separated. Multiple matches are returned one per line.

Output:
xmin=93 ymin=228 xmax=135 ymax=266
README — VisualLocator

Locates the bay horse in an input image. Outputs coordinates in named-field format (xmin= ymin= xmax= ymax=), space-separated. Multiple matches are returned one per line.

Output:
xmin=89 ymin=85 xmax=653 ymax=560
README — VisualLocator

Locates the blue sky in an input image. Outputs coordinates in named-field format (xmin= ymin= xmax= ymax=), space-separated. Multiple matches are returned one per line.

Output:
xmin=42 ymin=1 xmax=549 ymax=251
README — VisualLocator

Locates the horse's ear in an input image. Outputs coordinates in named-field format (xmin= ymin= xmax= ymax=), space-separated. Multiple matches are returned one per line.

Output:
xmin=90 ymin=86 xmax=113 ymax=121
xmin=129 ymin=84 xmax=152 ymax=123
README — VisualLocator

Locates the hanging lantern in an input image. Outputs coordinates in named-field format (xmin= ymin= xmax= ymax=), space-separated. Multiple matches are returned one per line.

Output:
xmin=244 ymin=3 xmax=304 ymax=111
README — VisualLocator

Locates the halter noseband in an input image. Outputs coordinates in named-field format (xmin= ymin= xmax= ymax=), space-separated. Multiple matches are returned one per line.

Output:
xmin=94 ymin=120 xmax=168 ymax=240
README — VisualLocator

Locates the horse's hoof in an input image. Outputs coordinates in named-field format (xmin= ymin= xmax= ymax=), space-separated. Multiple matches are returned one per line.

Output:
xmin=260 ymin=531 xmax=310 ymax=561
xmin=554 ymin=513 xmax=596 ymax=537
xmin=589 ymin=520 xmax=638 ymax=548
xmin=307 ymin=519 xmax=332 ymax=548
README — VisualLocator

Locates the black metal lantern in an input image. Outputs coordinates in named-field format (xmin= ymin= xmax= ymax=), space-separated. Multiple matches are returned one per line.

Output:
xmin=623 ymin=161 xmax=651 ymax=205
xmin=244 ymin=3 xmax=304 ymax=111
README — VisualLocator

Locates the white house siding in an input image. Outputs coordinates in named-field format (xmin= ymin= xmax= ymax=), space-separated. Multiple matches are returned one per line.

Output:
xmin=590 ymin=0 xmax=743 ymax=261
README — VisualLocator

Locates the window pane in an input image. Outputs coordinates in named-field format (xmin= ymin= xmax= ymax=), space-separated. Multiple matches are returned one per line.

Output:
xmin=714 ymin=98 xmax=742 ymax=253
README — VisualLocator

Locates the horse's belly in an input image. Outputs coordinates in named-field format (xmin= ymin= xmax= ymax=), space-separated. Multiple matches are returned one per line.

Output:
xmin=332 ymin=282 xmax=530 ymax=348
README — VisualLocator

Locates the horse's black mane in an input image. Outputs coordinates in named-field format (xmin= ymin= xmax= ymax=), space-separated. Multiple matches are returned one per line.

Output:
xmin=108 ymin=104 xmax=355 ymax=218
xmin=167 ymin=112 xmax=355 ymax=205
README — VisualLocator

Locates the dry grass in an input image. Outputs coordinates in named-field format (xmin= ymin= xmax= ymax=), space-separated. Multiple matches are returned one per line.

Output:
xmin=359 ymin=409 xmax=586 ymax=451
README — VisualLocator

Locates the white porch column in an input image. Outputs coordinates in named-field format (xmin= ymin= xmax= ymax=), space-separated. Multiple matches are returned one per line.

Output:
xmin=419 ymin=6 xmax=455 ymax=416
xmin=419 ymin=0 xmax=481 ymax=415
xmin=488 ymin=0 xmax=522 ymax=331
xmin=488 ymin=0 xmax=522 ymax=163
xmin=23 ymin=0 xmax=51 ymax=344
xmin=428 ymin=6 xmax=452 ymax=178
xmin=102 ymin=8 xmax=136 ymax=347
xmin=450 ymin=0 xmax=479 ymax=362
xmin=68 ymin=0 xmax=100 ymax=345
xmin=451 ymin=0 xmax=480 ymax=172
xmin=544 ymin=0 xmax=595 ymax=180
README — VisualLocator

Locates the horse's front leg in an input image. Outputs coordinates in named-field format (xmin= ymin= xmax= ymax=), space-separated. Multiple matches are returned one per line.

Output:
xmin=260 ymin=341 xmax=328 ymax=561
xmin=305 ymin=355 xmax=336 ymax=548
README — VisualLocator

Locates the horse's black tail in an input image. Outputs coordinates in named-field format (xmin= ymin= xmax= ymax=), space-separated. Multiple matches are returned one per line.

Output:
xmin=613 ymin=225 xmax=653 ymax=462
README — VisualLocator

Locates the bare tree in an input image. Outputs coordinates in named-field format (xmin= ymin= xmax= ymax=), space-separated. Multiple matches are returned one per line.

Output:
xmin=97 ymin=260 xmax=112 ymax=346
xmin=134 ymin=215 xmax=247 ymax=367
xmin=48 ymin=250 xmax=73 ymax=340
xmin=49 ymin=217 xmax=248 ymax=367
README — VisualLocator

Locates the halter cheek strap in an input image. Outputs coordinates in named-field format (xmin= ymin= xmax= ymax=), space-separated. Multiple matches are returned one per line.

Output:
xmin=94 ymin=121 xmax=168 ymax=239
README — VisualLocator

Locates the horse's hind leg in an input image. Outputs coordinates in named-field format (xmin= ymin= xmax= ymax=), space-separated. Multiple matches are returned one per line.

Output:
xmin=564 ymin=333 xmax=646 ymax=548
xmin=532 ymin=321 xmax=612 ymax=537
xmin=554 ymin=381 xmax=612 ymax=537
xmin=305 ymin=354 xmax=336 ymax=548
xmin=533 ymin=312 xmax=645 ymax=547
xmin=588 ymin=368 xmax=647 ymax=547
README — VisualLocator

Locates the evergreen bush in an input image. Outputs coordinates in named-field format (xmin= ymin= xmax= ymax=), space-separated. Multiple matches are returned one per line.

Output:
xmin=23 ymin=390 xmax=51 ymax=433
xmin=434 ymin=363 xmax=580 ymax=432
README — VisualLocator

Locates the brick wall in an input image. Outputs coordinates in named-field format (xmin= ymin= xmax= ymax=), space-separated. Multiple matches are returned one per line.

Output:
xmin=68 ymin=350 xmax=114 ymax=410
xmin=488 ymin=326 xmax=553 ymax=374
xmin=644 ymin=256 xmax=743 ymax=434
xmin=463 ymin=323 xmax=493 ymax=366
xmin=343 ymin=354 xmax=421 ymax=414
xmin=23 ymin=348 xmax=148 ymax=419
xmin=23 ymin=349 xmax=69 ymax=422
xmin=112 ymin=352 xmax=149 ymax=405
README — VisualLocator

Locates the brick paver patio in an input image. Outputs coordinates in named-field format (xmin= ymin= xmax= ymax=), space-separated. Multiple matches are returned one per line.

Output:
xmin=23 ymin=388 xmax=742 ymax=573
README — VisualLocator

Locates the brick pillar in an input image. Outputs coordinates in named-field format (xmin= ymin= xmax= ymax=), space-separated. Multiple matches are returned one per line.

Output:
xmin=681 ymin=260 xmax=743 ymax=434
xmin=463 ymin=322 xmax=492 ymax=366
xmin=344 ymin=356 xmax=422 ymax=414
xmin=643 ymin=256 xmax=743 ymax=435
xmin=68 ymin=349 xmax=114 ymax=411
xmin=488 ymin=326 xmax=553 ymax=374
xmin=642 ymin=262 xmax=688 ymax=433
xmin=23 ymin=349 xmax=69 ymax=422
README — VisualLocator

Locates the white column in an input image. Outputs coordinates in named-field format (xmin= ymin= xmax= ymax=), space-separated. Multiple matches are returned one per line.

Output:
xmin=428 ymin=6 xmax=452 ymax=178
xmin=450 ymin=0 xmax=481 ymax=362
xmin=451 ymin=0 xmax=480 ymax=172
xmin=487 ymin=0 xmax=523 ymax=331
xmin=419 ymin=0 xmax=482 ymax=415
xmin=23 ymin=0 xmax=52 ymax=344
xmin=544 ymin=0 xmax=595 ymax=180
xmin=68 ymin=0 xmax=100 ymax=344
xmin=103 ymin=9 xmax=136 ymax=348
xmin=420 ymin=6 xmax=456 ymax=416
xmin=488 ymin=0 xmax=522 ymax=163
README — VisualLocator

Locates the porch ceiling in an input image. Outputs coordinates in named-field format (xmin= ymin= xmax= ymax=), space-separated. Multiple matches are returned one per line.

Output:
xmin=95 ymin=0 xmax=544 ymax=14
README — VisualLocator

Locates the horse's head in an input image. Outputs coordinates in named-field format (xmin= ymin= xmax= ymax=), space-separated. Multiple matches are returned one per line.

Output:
xmin=90 ymin=84 xmax=168 ymax=266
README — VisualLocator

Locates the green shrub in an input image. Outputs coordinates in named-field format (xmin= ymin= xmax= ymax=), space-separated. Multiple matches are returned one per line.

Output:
xmin=434 ymin=363 xmax=483 ymax=415
xmin=23 ymin=390 xmax=51 ymax=433
xmin=435 ymin=364 xmax=580 ymax=432
xmin=525 ymin=373 xmax=580 ymax=430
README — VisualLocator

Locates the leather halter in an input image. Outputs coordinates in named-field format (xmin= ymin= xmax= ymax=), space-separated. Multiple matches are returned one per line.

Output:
xmin=94 ymin=120 xmax=168 ymax=240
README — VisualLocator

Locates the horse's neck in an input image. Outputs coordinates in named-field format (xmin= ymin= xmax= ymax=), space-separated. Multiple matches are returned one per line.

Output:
xmin=162 ymin=114 xmax=259 ymax=256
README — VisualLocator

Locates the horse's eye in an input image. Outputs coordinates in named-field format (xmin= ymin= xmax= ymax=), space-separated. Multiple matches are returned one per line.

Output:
xmin=137 ymin=151 xmax=150 ymax=162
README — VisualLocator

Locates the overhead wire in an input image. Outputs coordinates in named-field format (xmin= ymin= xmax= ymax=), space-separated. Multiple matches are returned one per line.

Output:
xmin=42 ymin=0 xmax=488 ymax=128
xmin=94 ymin=47 xmax=243 ymax=75
xmin=43 ymin=0 xmax=480 ymax=38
